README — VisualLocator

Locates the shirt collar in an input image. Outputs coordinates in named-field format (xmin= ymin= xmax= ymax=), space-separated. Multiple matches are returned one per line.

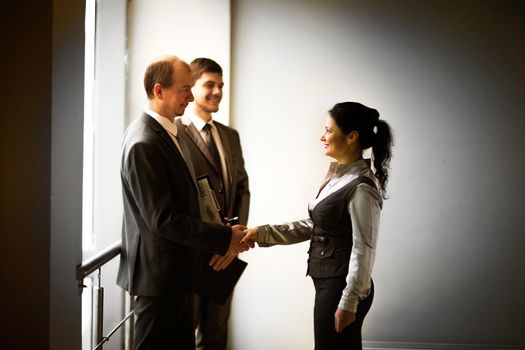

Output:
xmin=329 ymin=158 xmax=370 ymax=177
xmin=144 ymin=106 xmax=178 ymax=137
xmin=187 ymin=112 xmax=214 ymax=132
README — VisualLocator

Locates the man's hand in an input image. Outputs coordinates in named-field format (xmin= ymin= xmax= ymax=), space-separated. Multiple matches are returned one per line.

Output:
xmin=334 ymin=308 xmax=355 ymax=333
xmin=209 ymin=224 xmax=248 ymax=271
xmin=209 ymin=252 xmax=237 ymax=271
xmin=240 ymin=227 xmax=259 ymax=248
xmin=230 ymin=224 xmax=249 ymax=253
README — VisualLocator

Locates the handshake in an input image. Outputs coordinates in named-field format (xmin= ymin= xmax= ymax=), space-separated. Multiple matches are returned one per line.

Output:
xmin=209 ymin=225 xmax=259 ymax=271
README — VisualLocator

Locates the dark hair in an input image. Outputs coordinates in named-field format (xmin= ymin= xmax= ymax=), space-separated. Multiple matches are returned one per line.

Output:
xmin=190 ymin=57 xmax=223 ymax=81
xmin=329 ymin=102 xmax=393 ymax=198
xmin=143 ymin=56 xmax=181 ymax=99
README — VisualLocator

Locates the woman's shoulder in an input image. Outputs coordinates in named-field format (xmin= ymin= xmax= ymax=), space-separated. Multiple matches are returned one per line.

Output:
xmin=354 ymin=167 xmax=382 ymax=202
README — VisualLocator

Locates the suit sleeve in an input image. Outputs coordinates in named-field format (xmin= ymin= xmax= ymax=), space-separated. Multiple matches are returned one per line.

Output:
xmin=123 ymin=140 xmax=231 ymax=255
xmin=231 ymin=130 xmax=250 ymax=225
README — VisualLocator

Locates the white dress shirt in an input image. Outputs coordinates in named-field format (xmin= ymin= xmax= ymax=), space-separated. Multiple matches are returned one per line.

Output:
xmin=144 ymin=107 xmax=185 ymax=157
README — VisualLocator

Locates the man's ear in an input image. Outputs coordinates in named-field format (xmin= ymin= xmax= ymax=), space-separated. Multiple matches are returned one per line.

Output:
xmin=347 ymin=130 xmax=359 ymax=144
xmin=153 ymin=83 xmax=163 ymax=99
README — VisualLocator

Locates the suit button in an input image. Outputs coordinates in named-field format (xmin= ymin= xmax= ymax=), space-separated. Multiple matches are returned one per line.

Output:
xmin=320 ymin=250 xmax=325 ymax=256
xmin=218 ymin=189 xmax=223 ymax=193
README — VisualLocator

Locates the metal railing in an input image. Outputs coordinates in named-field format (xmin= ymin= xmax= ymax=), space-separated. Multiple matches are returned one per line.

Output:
xmin=76 ymin=241 xmax=134 ymax=350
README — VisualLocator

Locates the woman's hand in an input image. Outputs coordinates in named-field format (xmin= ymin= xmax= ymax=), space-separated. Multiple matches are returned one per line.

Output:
xmin=334 ymin=308 xmax=356 ymax=333
xmin=240 ymin=227 xmax=259 ymax=248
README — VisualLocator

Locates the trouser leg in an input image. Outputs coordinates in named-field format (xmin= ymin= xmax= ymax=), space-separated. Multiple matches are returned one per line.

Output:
xmin=312 ymin=277 xmax=374 ymax=350
xmin=193 ymin=292 xmax=232 ymax=350
xmin=134 ymin=293 xmax=195 ymax=350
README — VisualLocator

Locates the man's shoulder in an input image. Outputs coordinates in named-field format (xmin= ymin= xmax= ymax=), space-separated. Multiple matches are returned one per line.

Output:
xmin=176 ymin=115 xmax=192 ymax=127
xmin=174 ymin=117 xmax=193 ymax=141
xmin=124 ymin=115 xmax=163 ymax=145
xmin=214 ymin=120 xmax=239 ymax=135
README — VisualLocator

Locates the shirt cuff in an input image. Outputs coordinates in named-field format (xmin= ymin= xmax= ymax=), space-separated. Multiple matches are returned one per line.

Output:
xmin=338 ymin=294 xmax=359 ymax=313
xmin=256 ymin=225 xmax=273 ymax=247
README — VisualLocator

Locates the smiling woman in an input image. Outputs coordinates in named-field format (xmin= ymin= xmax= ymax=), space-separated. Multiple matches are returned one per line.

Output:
xmin=322 ymin=118 xmax=352 ymax=162
xmin=241 ymin=101 xmax=392 ymax=350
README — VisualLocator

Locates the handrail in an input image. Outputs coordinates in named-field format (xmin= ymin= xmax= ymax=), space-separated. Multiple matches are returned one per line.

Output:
xmin=77 ymin=240 xmax=134 ymax=349
xmin=76 ymin=240 xmax=121 ymax=293
xmin=93 ymin=309 xmax=135 ymax=350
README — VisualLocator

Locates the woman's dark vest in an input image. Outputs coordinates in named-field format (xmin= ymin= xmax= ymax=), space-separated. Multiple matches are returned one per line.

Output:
xmin=307 ymin=176 xmax=376 ymax=278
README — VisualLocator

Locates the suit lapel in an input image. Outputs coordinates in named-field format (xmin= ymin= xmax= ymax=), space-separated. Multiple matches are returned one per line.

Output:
xmin=215 ymin=123 xmax=233 ymax=201
xmin=183 ymin=122 xmax=223 ymax=176
xmin=142 ymin=114 xmax=199 ymax=191
xmin=142 ymin=114 xmax=183 ymax=162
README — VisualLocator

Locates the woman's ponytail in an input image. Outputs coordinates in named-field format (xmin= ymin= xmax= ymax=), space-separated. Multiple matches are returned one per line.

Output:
xmin=372 ymin=119 xmax=393 ymax=199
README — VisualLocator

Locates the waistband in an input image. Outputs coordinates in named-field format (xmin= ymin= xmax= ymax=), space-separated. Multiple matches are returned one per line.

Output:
xmin=311 ymin=235 xmax=351 ymax=244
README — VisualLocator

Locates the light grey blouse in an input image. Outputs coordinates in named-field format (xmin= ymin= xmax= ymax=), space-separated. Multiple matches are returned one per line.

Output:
xmin=257 ymin=159 xmax=383 ymax=313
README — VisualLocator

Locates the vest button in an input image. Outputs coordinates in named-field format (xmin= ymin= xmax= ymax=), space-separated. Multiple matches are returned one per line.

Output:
xmin=320 ymin=250 xmax=325 ymax=256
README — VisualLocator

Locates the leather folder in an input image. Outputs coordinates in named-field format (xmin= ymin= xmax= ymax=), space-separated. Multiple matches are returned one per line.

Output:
xmin=193 ymin=254 xmax=248 ymax=305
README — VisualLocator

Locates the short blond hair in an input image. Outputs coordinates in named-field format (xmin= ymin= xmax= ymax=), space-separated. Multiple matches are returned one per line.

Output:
xmin=143 ymin=55 xmax=184 ymax=99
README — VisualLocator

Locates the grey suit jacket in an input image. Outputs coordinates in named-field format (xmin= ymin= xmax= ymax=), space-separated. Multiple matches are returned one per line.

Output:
xmin=117 ymin=114 xmax=232 ymax=297
xmin=175 ymin=116 xmax=250 ymax=225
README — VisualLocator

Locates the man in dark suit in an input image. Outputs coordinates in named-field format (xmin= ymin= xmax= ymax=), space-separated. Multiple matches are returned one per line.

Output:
xmin=116 ymin=55 xmax=248 ymax=350
xmin=175 ymin=58 xmax=250 ymax=350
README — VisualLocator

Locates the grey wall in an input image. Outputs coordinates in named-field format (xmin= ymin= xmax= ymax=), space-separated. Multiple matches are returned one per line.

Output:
xmin=0 ymin=0 xmax=85 ymax=349
xmin=230 ymin=0 xmax=525 ymax=348
xmin=50 ymin=0 xmax=85 ymax=348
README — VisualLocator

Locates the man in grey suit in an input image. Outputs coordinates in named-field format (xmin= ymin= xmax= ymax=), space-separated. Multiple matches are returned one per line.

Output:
xmin=117 ymin=55 xmax=248 ymax=350
xmin=176 ymin=58 xmax=250 ymax=350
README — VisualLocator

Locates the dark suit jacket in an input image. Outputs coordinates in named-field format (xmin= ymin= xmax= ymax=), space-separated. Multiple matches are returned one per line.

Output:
xmin=117 ymin=114 xmax=232 ymax=297
xmin=176 ymin=116 xmax=250 ymax=225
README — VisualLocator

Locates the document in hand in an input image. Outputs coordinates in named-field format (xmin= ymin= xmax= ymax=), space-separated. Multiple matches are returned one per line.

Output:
xmin=197 ymin=175 xmax=222 ymax=224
